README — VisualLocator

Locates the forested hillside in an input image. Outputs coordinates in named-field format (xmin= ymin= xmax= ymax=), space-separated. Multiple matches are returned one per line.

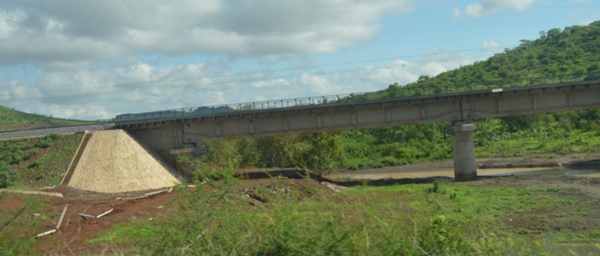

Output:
xmin=197 ymin=21 xmax=600 ymax=173
xmin=0 ymin=105 xmax=96 ymax=132
xmin=401 ymin=20 xmax=600 ymax=91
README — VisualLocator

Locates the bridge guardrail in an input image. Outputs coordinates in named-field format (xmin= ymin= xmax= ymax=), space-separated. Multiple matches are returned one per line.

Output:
xmin=115 ymin=71 xmax=600 ymax=126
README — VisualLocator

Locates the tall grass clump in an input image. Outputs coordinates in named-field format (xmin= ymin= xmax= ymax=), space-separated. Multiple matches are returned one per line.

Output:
xmin=118 ymin=163 xmax=546 ymax=255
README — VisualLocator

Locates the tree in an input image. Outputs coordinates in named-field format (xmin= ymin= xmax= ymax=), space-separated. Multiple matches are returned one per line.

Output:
xmin=201 ymin=140 xmax=239 ymax=167
xmin=255 ymin=135 xmax=304 ymax=168
xmin=304 ymin=132 xmax=344 ymax=175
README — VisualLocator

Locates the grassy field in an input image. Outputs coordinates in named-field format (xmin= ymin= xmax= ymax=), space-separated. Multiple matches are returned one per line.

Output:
xmin=0 ymin=105 xmax=97 ymax=132
xmin=0 ymin=133 xmax=81 ymax=189
xmin=0 ymin=120 xmax=598 ymax=255
xmin=84 ymin=170 xmax=600 ymax=255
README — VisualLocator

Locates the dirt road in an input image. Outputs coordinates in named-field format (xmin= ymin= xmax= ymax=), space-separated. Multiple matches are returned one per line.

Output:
xmin=328 ymin=153 xmax=600 ymax=180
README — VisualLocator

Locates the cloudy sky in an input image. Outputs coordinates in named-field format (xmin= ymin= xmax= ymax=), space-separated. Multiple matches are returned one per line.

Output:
xmin=1 ymin=0 xmax=598 ymax=120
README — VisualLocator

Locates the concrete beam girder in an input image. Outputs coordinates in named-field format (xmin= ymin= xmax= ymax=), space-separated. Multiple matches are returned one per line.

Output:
xmin=123 ymin=82 xmax=600 ymax=175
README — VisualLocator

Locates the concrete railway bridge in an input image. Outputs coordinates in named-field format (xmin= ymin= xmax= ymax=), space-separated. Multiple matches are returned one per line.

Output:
xmin=112 ymin=73 xmax=600 ymax=180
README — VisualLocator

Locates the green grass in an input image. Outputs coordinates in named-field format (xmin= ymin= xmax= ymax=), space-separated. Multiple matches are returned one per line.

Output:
xmin=474 ymin=128 xmax=600 ymax=158
xmin=0 ymin=105 xmax=97 ymax=132
xmin=1 ymin=133 xmax=81 ymax=189
xmin=0 ymin=193 xmax=49 ymax=256
xmin=86 ymin=174 xmax=599 ymax=255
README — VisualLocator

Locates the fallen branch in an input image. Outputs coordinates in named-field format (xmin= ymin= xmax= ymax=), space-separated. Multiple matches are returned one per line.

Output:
xmin=121 ymin=195 xmax=148 ymax=200
xmin=96 ymin=209 xmax=114 ymax=219
xmin=56 ymin=205 xmax=68 ymax=230
xmin=120 ymin=187 xmax=173 ymax=201
xmin=4 ymin=190 xmax=63 ymax=198
xmin=78 ymin=213 xmax=95 ymax=219
xmin=35 ymin=229 xmax=56 ymax=238
xmin=144 ymin=189 xmax=169 ymax=197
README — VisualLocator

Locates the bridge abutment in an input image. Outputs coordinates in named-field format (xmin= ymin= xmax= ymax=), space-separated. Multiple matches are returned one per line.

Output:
xmin=449 ymin=123 xmax=478 ymax=181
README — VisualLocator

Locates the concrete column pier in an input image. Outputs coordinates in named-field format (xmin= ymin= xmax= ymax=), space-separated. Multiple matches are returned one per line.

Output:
xmin=450 ymin=123 xmax=477 ymax=181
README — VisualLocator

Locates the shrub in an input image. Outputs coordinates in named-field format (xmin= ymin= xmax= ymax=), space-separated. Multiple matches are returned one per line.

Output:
xmin=23 ymin=148 xmax=40 ymax=161
xmin=379 ymin=156 xmax=405 ymax=166
xmin=9 ymin=151 xmax=24 ymax=165
xmin=0 ymin=162 xmax=19 ymax=188
xmin=46 ymin=133 xmax=62 ymax=141
xmin=28 ymin=161 xmax=42 ymax=169
xmin=35 ymin=139 xmax=52 ymax=149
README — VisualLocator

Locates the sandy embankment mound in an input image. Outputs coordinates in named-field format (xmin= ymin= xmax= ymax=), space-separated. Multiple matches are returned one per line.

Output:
xmin=68 ymin=130 xmax=181 ymax=193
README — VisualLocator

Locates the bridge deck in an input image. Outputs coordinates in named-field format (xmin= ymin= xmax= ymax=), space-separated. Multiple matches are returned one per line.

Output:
xmin=116 ymin=73 xmax=600 ymax=128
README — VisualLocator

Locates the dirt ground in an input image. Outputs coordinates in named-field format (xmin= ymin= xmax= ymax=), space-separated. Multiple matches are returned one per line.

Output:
xmin=2 ymin=153 xmax=599 ymax=255
xmin=1 ymin=168 xmax=338 ymax=255
xmin=328 ymin=153 xmax=600 ymax=180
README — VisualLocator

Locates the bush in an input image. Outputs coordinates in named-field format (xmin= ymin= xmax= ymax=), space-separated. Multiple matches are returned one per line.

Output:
xmin=35 ymin=139 xmax=52 ymax=149
xmin=8 ymin=151 xmax=24 ymax=165
xmin=46 ymin=133 xmax=62 ymax=141
xmin=28 ymin=160 xmax=42 ymax=169
xmin=23 ymin=148 xmax=40 ymax=161
xmin=0 ymin=162 xmax=19 ymax=188
xmin=345 ymin=159 xmax=370 ymax=170
xmin=379 ymin=156 xmax=405 ymax=166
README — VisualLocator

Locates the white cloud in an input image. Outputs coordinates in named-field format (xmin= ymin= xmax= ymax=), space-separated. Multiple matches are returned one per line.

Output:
xmin=454 ymin=0 xmax=540 ymax=18
xmin=4 ymin=51 xmax=483 ymax=120
xmin=0 ymin=0 xmax=420 ymax=119
xmin=482 ymin=40 xmax=501 ymax=51
xmin=0 ymin=0 xmax=413 ymax=66
xmin=39 ymin=104 xmax=112 ymax=120
xmin=5 ymin=0 xmax=502 ymax=120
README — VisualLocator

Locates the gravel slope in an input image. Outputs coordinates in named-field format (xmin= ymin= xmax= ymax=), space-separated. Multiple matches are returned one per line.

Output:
xmin=68 ymin=130 xmax=181 ymax=193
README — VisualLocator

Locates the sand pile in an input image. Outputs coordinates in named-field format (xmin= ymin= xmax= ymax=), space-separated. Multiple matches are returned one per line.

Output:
xmin=68 ymin=130 xmax=181 ymax=193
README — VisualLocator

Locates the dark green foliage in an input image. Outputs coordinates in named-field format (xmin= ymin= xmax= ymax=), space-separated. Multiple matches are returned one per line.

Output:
xmin=0 ymin=161 xmax=18 ymax=188
xmin=34 ymin=140 xmax=52 ymax=149
xmin=304 ymin=132 xmax=344 ymax=174
xmin=0 ymin=134 xmax=81 ymax=188
xmin=28 ymin=160 xmax=42 ymax=169
xmin=34 ymin=133 xmax=62 ymax=149
xmin=24 ymin=148 xmax=39 ymax=161
xmin=8 ymin=150 xmax=24 ymax=165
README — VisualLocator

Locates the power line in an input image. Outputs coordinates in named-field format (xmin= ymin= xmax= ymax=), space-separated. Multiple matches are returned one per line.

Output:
xmin=3 ymin=49 xmax=508 ymax=102
xmin=4 ymin=41 xmax=600 ymax=103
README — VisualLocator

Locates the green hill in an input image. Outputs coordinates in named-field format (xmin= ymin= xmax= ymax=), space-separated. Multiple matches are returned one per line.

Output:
xmin=0 ymin=105 xmax=96 ymax=132
xmin=422 ymin=20 xmax=600 ymax=84
xmin=356 ymin=20 xmax=600 ymax=100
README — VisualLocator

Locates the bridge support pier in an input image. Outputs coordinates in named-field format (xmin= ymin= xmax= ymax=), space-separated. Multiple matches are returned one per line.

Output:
xmin=450 ymin=123 xmax=478 ymax=181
